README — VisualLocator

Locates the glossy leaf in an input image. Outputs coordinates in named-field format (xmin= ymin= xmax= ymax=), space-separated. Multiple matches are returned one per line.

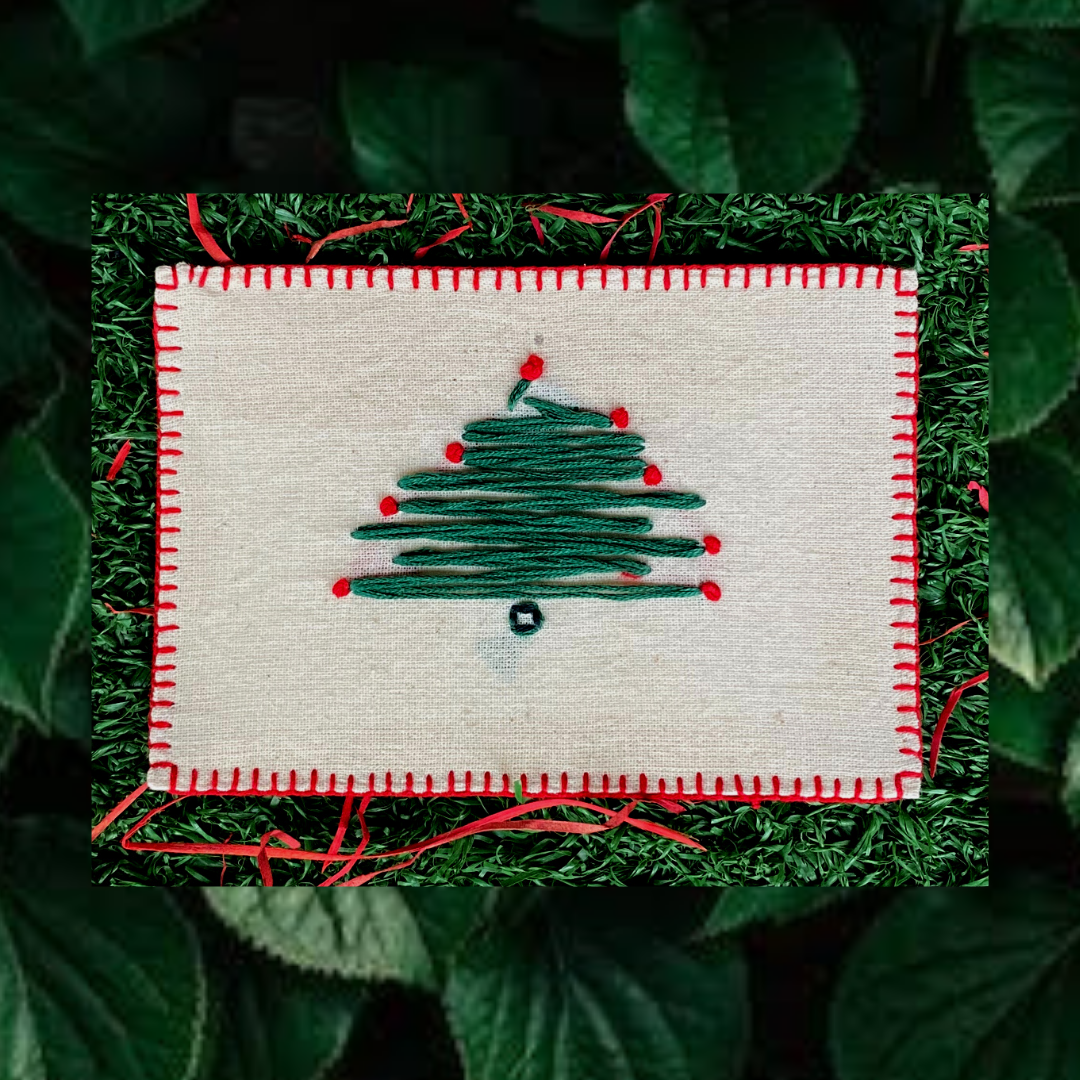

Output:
xmin=206 ymin=956 xmax=361 ymax=1080
xmin=991 ymin=659 xmax=1078 ymax=770
xmin=527 ymin=0 xmax=631 ymax=38
xmin=203 ymin=889 xmax=486 ymax=988
xmin=0 ymin=13 xmax=206 ymax=245
xmin=991 ymin=213 xmax=1080 ymax=440
xmin=1065 ymin=720 xmax=1080 ymax=826
xmin=699 ymin=887 xmax=852 ymax=936
xmin=831 ymin=884 xmax=1080 ymax=1080
xmin=0 ymin=816 xmax=87 ymax=887
xmin=0 ymin=890 xmax=205 ymax=1080
xmin=0 ymin=433 xmax=88 ymax=728
xmin=57 ymin=0 xmax=211 ymax=55
xmin=340 ymin=62 xmax=509 ymax=190
xmin=961 ymin=0 xmax=1080 ymax=28
xmin=445 ymin=912 xmax=748 ymax=1080
xmin=0 ymin=712 xmax=18 ymax=774
xmin=620 ymin=0 xmax=859 ymax=190
xmin=46 ymin=651 xmax=90 ymax=741
xmin=0 ymin=240 xmax=50 ymax=391
xmin=992 ymin=441 xmax=1080 ymax=687
xmin=970 ymin=33 xmax=1080 ymax=207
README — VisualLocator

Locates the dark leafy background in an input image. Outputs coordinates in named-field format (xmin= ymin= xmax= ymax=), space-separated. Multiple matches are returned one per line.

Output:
xmin=0 ymin=0 xmax=1065 ymax=884
xmin=1 ymin=887 xmax=1079 ymax=1080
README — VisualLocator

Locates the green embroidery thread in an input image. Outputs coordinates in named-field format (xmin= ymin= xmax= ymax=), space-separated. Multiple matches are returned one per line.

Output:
xmin=338 ymin=359 xmax=720 ymax=630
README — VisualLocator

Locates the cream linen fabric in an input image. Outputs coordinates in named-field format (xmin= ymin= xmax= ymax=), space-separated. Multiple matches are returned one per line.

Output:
xmin=148 ymin=263 xmax=920 ymax=800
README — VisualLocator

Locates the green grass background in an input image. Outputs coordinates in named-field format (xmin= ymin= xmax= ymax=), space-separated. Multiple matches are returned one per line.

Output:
xmin=91 ymin=193 xmax=988 ymax=886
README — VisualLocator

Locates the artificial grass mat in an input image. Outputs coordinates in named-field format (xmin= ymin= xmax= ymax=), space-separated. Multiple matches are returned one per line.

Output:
xmin=91 ymin=193 xmax=988 ymax=886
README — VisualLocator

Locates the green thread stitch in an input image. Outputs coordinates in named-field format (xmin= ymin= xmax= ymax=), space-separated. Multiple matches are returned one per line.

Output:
xmin=507 ymin=377 xmax=531 ymax=409
xmin=341 ymin=365 xmax=714 ymax=632
xmin=347 ymin=576 xmax=700 ymax=600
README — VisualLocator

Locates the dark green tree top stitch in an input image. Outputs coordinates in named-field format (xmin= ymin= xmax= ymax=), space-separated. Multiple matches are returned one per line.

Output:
xmin=334 ymin=356 xmax=722 ymax=628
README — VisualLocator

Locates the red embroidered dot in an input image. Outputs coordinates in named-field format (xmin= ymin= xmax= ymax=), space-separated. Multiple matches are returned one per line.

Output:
xmin=379 ymin=496 xmax=399 ymax=516
xmin=610 ymin=407 xmax=629 ymax=429
xmin=445 ymin=442 xmax=465 ymax=463
xmin=701 ymin=581 xmax=721 ymax=602
xmin=703 ymin=535 xmax=721 ymax=554
xmin=643 ymin=464 xmax=662 ymax=486
xmin=520 ymin=354 xmax=544 ymax=381
xmin=332 ymin=578 xmax=351 ymax=598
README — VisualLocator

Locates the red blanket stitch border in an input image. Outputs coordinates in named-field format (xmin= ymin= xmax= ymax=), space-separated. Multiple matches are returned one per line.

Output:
xmin=149 ymin=261 xmax=921 ymax=805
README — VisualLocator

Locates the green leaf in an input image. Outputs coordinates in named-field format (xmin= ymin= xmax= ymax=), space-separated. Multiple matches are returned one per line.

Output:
xmin=1065 ymin=719 xmax=1080 ymax=826
xmin=0 ymin=816 xmax=87 ymax=887
xmin=46 ymin=651 xmax=90 ymax=741
xmin=0 ymin=890 xmax=205 ymax=1080
xmin=830 ymin=884 xmax=1080 ymax=1080
xmin=970 ymin=32 xmax=1080 ymax=208
xmin=445 ymin=908 xmax=748 ymax=1080
xmin=699 ymin=887 xmax=852 ymax=936
xmin=57 ymin=0 xmax=211 ymax=56
xmin=0 ymin=240 xmax=50 ymax=391
xmin=340 ymin=62 xmax=510 ymax=190
xmin=0 ymin=432 xmax=88 ymax=727
xmin=961 ymin=0 xmax=1080 ymax=29
xmin=620 ymin=0 xmax=859 ymax=190
xmin=526 ymin=0 xmax=632 ymax=38
xmin=991 ymin=213 xmax=1080 ymax=439
xmin=205 ymin=956 xmax=361 ymax=1080
xmin=203 ymin=889 xmax=486 ymax=989
xmin=0 ymin=12 xmax=207 ymax=245
xmin=0 ymin=712 xmax=18 ymax=774
xmin=991 ymin=659 xmax=1078 ymax=770
xmin=992 ymin=441 xmax=1080 ymax=687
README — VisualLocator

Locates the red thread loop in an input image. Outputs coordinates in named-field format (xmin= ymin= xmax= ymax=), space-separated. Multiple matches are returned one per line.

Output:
xmin=928 ymin=671 xmax=988 ymax=777
xmin=106 ymin=439 xmax=132 ymax=481
xmin=967 ymin=480 xmax=989 ymax=511
xmin=104 ymin=601 xmax=155 ymax=617
xmin=185 ymin=194 xmax=232 ymax=264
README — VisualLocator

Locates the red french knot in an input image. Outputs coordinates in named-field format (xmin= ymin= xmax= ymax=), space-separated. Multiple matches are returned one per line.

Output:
xmin=700 ymin=581 xmax=721 ymax=601
xmin=445 ymin=442 xmax=465 ymax=463
xmin=703 ymin=535 xmax=721 ymax=554
xmin=610 ymin=407 xmax=629 ymax=429
xmin=643 ymin=464 xmax=662 ymax=486
xmin=332 ymin=578 xmax=351 ymax=598
xmin=379 ymin=496 xmax=399 ymax=516
xmin=520 ymin=354 xmax=544 ymax=381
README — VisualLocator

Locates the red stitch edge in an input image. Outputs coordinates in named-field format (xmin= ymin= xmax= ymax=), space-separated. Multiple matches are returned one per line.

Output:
xmin=149 ymin=261 xmax=919 ymax=805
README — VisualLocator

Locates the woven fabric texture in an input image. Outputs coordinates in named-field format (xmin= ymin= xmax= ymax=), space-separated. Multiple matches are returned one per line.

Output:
xmin=148 ymin=262 xmax=921 ymax=802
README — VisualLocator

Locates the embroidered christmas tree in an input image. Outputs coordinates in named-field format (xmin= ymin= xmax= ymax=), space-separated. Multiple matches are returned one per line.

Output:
xmin=334 ymin=356 xmax=721 ymax=635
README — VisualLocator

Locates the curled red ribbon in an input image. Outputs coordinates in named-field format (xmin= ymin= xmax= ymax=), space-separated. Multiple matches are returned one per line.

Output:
xmin=105 ymin=439 xmax=131 ymax=481
xmin=526 ymin=194 xmax=672 ymax=262
xmin=186 ymin=194 xmax=232 ymax=264
xmin=928 ymin=671 xmax=989 ymax=778
xmin=92 ymin=787 xmax=703 ymax=885
xmin=415 ymin=193 xmax=473 ymax=258
xmin=967 ymin=480 xmax=989 ymax=512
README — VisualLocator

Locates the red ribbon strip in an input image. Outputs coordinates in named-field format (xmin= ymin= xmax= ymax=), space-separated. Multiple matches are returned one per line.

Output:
xmin=928 ymin=671 xmax=989 ymax=777
xmin=415 ymin=193 xmax=473 ymax=258
xmin=957 ymin=243 xmax=989 ymax=251
xmin=967 ymin=480 xmax=989 ymax=511
xmin=90 ymin=782 xmax=148 ymax=841
xmin=92 ymin=787 xmax=703 ymax=885
xmin=103 ymin=601 xmax=155 ymax=617
xmin=526 ymin=195 xmax=671 ymax=262
xmin=286 ymin=217 xmax=409 ymax=263
xmin=186 ymin=194 xmax=232 ymax=265
xmin=106 ymin=439 xmax=131 ymax=481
